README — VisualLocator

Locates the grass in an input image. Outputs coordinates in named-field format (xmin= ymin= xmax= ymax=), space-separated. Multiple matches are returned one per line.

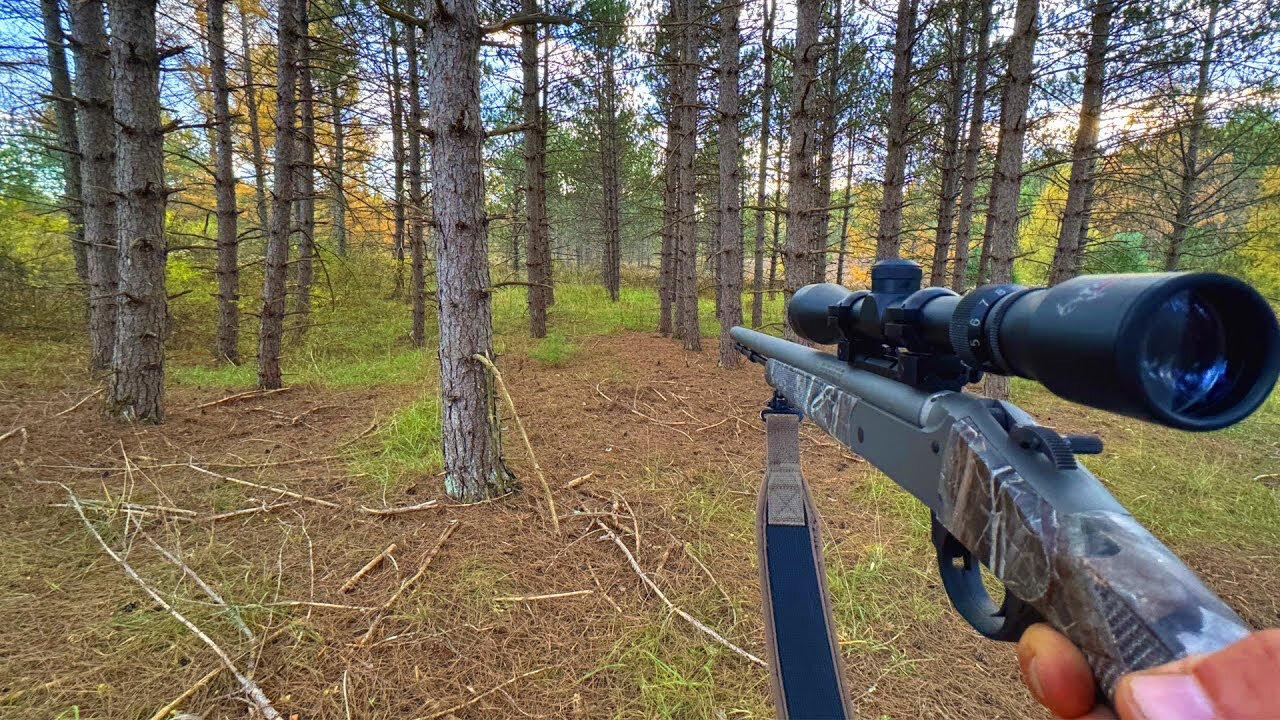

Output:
xmin=348 ymin=396 xmax=444 ymax=489
xmin=529 ymin=331 xmax=578 ymax=366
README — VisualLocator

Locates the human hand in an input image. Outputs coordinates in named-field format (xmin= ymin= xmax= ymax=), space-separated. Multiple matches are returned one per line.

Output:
xmin=1016 ymin=623 xmax=1280 ymax=719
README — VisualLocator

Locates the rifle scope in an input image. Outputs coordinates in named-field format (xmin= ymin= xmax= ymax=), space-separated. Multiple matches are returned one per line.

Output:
xmin=788 ymin=260 xmax=1280 ymax=431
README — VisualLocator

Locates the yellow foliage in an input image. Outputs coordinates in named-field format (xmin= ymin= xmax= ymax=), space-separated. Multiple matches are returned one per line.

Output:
xmin=1016 ymin=172 xmax=1067 ymax=285
xmin=1242 ymin=166 xmax=1280 ymax=301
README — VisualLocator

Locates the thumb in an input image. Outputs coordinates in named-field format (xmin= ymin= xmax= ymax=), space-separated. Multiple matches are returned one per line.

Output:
xmin=1115 ymin=629 xmax=1280 ymax=720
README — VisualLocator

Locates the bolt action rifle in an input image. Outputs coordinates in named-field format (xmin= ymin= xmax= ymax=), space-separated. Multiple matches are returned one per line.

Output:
xmin=734 ymin=259 xmax=1280 ymax=719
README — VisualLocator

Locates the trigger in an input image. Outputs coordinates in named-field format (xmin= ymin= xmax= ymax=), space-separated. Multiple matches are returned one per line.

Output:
xmin=931 ymin=513 xmax=1043 ymax=642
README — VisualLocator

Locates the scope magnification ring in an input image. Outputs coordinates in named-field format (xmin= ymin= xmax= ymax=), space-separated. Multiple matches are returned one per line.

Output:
xmin=949 ymin=284 xmax=1027 ymax=369
xmin=983 ymin=287 xmax=1037 ymax=374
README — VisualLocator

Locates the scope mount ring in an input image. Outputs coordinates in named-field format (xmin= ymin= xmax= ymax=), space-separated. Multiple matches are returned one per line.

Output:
xmin=931 ymin=513 xmax=1042 ymax=641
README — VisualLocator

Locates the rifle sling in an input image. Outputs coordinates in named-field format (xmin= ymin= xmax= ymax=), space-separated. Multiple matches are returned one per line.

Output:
xmin=758 ymin=411 xmax=852 ymax=720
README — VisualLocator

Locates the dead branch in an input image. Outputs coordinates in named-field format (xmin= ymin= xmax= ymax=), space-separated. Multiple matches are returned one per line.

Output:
xmin=186 ymin=463 xmax=341 ymax=509
xmin=191 ymin=387 xmax=291 ymax=410
xmin=358 ymin=499 xmax=439 ymax=516
xmin=340 ymin=543 xmax=398 ymax=593
xmin=358 ymin=521 xmax=458 ymax=645
xmin=493 ymin=589 xmax=592 ymax=602
xmin=413 ymin=666 xmax=555 ymax=720
xmin=562 ymin=472 xmax=594 ymax=490
xmin=147 ymin=667 xmax=220 ymax=720
xmin=472 ymin=354 xmax=558 ymax=533
xmin=57 ymin=486 xmax=281 ymax=719
xmin=147 ymin=536 xmax=254 ymax=641
xmin=207 ymin=501 xmax=299 ymax=522
xmin=597 ymin=523 xmax=764 ymax=667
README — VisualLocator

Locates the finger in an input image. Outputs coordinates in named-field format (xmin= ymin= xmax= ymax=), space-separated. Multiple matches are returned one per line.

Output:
xmin=1018 ymin=623 xmax=1098 ymax=719
xmin=1115 ymin=629 xmax=1280 ymax=720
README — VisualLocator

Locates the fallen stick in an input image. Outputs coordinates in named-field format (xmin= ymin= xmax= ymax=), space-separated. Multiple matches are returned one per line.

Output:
xmin=58 ymin=486 xmax=281 ymax=719
xmin=493 ymin=589 xmax=593 ymax=602
xmin=597 ymin=523 xmax=765 ymax=667
xmin=562 ymin=472 xmax=595 ymax=490
xmin=148 ymin=537 xmax=254 ymax=642
xmin=147 ymin=666 xmax=221 ymax=720
xmin=207 ymin=501 xmax=298 ymax=522
xmin=72 ymin=498 xmax=198 ymax=516
xmin=192 ymin=387 xmax=290 ymax=410
xmin=38 ymin=454 xmax=351 ymax=472
xmin=340 ymin=543 xmax=398 ymax=593
xmin=358 ymin=500 xmax=439 ymax=516
xmin=413 ymin=666 xmax=554 ymax=720
xmin=472 ymin=354 xmax=559 ymax=533
xmin=358 ymin=522 xmax=458 ymax=645
xmin=186 ymin=463 xmax=341 ymax=509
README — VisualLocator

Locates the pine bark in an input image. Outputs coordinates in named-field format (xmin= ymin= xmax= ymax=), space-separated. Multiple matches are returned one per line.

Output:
xmin=405 ymin=11 xmax=427 ymax=347
xmin=1164 ymin=2 xmax=1217 ymax=272
xmin=750 ymin=0 xmax=775 ymax=327
xmin=981 ymin=0 xmax=1038 ymax=287
xmin=674 ymin=0 xmax=701 ymax=350
xmin=294 ymin=26 xmax=317 ymax=330
xmin=425 ymin=0 xmax=511 ymax=500
xmin=658 ymin=13 xmax=677 ymax=337
xmin=783 ymin=0 xmax=822 ymax=338
xmin=330 ymin=79 xmax=348 ymax=257
xmin=40 ymin=0 xmax=87 ymax=283
xmin=929 ymin=13 xmax=970 ymax=287
xmin=835 ymin=143 xmax=854 ymax=283
xmin=814 ymin=0 xmax=845 ymax=280
xmin=1047 ymin=0 xmax=1113 ymax=285
xmin=981 ymin=0 xmax=1038 ymax=400
xmin=715 ymin=0 xmax=742 ymax=367
xmin=209 ymin=0 xmax=239 ymax=363
xmin=874 ymin=0 xmax=919 ymax=261
xmin=599 ymin=47 xmax=622 ymax=301
xmin=238 ymin=1 xmax=270 ymax=231
xmin=257 ymin=0 xmax=303 ymax=389
xmin=106 ymin=0 xmax=167 ymax=421
xmin=522 ymin=0 xmax=552 ymax=338
xmin=68 ymin=0 xmax=118 ymax=373
xmin=388 ymin=18 xmax=407 ymax=298
xmin=950 ymin=0 xmax=992 ymax=291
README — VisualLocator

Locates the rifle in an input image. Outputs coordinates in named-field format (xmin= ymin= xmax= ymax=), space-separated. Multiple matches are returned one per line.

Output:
xmin=734 ymin=259 xmax=1280 ymax=719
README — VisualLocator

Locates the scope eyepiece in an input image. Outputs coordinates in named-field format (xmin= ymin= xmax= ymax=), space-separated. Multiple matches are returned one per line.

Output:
xmin=953 ymin=273 xmax=1280 ymax=431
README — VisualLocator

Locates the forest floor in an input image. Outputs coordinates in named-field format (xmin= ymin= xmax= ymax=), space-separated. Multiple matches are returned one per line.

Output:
xmin=2 ymin=285 xmax=1278 ymax=720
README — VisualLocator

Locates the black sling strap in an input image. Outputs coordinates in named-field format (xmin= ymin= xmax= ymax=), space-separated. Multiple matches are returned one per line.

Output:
xmin=758 ymin=406 xmax=852 ymax=719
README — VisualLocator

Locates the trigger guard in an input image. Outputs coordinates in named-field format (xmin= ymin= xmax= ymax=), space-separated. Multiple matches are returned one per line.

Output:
xmin=931 ymin=513 xmax=1042 ymax=641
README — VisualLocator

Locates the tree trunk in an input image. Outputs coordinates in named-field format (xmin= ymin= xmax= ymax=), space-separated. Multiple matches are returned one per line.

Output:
xmin=659 ymin=138 xmax=676 ymax=335
xmin=874 ymin=0 xmax=919 ymax=261
xmin=425 ymin=0 xmax=512 ymax=500
xmin=330 ymin=79 xmax=348 ymax=257
xmin=1047 ymin=0 xmax=1112 ymax=285
xmin=715 ymin=0 xmax=742 ymax=367
xmin=388 ymin=18 xmax=407 ymax=298
xmin=814 ymin=0 xmax=845 ymax=281
xmin=238 ymin=0 xmax=270 ymax=232
xmin=951 ymin=0 xmax=992 ymax=291
xmin=1164 ymin=2 xmax=1217 ymax=272
xmin=40 ymin=0 xmax=86 ymax=284
xmin=106 ymin=0 xmax=166 ymax=421
xmin=294 ymin=25 xmax=316 ymax=332
xmin=209 ymin=0 xmax=239 ymax=363
xmin=599 ymin=44 xmax=621 ymax=301
xmin=750 ymin=0 xmax=775 ymax=327
xmin=767 ymin=132 xmax=783 ymax=297
xmin=929 ymin=12 xmax=970 ymax=287
xmin=68 ymin=0 xmax=117 ymax=373
xmin=835 ymin=143 xmax=854 ymax=284
xmin=405 ymin=10 xmax=427 ymax=347
xmin=674 ymin=0 xmax=701 ymax=350
xmin=522 ymin=0 xmax=552 ymax=338
xmin=783 ymin=0 xmax=822 ymax=338
xmin=981 ymin=0 xmax=1038 ymax=400
xmin=257 ymin=0 xmax=303 ymax=389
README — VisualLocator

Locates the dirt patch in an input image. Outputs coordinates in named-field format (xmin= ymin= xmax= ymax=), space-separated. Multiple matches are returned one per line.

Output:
xmin=1 ymin=333 xmax=1274 ymax=719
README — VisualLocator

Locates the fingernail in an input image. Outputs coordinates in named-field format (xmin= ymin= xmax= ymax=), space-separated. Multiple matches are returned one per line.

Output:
xmin=1025 ymin=655 xmax=1046 ymax=703
xmin=1128 ymin=674 xmax=1214 ymax=720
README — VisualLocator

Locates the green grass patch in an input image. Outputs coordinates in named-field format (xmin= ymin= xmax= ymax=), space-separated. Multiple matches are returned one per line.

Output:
xmin=348 ymin=396 xmax=443 ymax=489
xmin=593 ymin=623 xmax=770 ymax=719
xmin=529 ymin=332 xmax=578 ymax=366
